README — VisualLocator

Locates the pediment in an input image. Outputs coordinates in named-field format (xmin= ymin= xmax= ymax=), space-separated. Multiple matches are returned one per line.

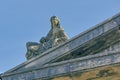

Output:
xmin=3 ymin=13 xmax=120 ymax=74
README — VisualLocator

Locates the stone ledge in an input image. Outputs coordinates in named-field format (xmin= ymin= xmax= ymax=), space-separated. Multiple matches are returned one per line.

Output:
xmin=4 ymin=13 xmax=120 ymax=74
xmin=48 ymin=63 xmax=120 ymax=80
xmin=2 ymin=50 xmax=120 ymax=80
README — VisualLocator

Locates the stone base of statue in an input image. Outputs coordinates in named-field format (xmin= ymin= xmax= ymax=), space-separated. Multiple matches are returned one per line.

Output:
xmin=1 ymin=13 xmax=120 ymax=80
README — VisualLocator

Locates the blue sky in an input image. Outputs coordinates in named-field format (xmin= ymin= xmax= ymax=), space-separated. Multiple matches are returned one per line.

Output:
xmin=0 ymin=0 xmax=120 ymax=73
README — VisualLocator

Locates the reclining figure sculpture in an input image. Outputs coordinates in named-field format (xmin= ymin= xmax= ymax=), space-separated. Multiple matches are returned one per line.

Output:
xmin=26 ymin=16 xmax=69 ymax=60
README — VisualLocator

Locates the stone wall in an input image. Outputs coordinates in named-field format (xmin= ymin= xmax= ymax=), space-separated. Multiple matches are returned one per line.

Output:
xmin=2 ymin=49 xmax=120 ymax=80
xmin=51 ymin=64 xmax=120 ymax=80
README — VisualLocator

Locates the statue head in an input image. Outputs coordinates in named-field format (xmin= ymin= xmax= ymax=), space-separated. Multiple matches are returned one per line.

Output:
xmin=50 ymin=16 xmax=60 ymax=28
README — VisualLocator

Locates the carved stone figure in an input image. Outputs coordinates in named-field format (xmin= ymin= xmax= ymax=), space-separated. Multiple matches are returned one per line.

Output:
xmin=26 ymin=16 xmax=69 ymax=60
xmin=26 ymin=42 xmax=40 ymax=60
xmin=39 ymin=37 xmax=52 ymax=53
xmin=46 ymin=16 xmax=69 ymax=47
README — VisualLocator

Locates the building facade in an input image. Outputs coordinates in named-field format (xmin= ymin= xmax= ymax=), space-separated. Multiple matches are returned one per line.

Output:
xmin=1 ymin=13 xmax=120 ymax=80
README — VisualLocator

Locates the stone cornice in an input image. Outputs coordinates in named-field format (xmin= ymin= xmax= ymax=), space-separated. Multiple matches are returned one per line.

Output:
xmin=4 ymin=12 xmax=120 ymax=74
xmin=2 ymin=49 xmax=120 ymax=79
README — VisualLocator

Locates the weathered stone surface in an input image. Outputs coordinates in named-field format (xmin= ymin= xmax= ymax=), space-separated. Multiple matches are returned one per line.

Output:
xmin=2 ymin=13 xmax=120 ymax=80
xmin=26 ymin=16 xmax=69 ymax=60
xmin=2 ymin=48 xmax=120 ymax=80
xmin=114 ymin=16 xmax=120 ymax=25
xmin=3 ymin=13 xmax=120 ymax=74
xmin=25 ymin=42 xmax=40 ymax=60
xmin=51 ymin=64 xmax=120 ymax=80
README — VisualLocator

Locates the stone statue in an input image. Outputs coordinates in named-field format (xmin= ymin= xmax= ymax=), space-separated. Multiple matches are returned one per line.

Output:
xmin=26 ymin=42 xmax=40 ymax=60
xmin=46 ymin=16 xmax=69 ymax=47
xmin=26 ymin=16 xmax=69 ymax=60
